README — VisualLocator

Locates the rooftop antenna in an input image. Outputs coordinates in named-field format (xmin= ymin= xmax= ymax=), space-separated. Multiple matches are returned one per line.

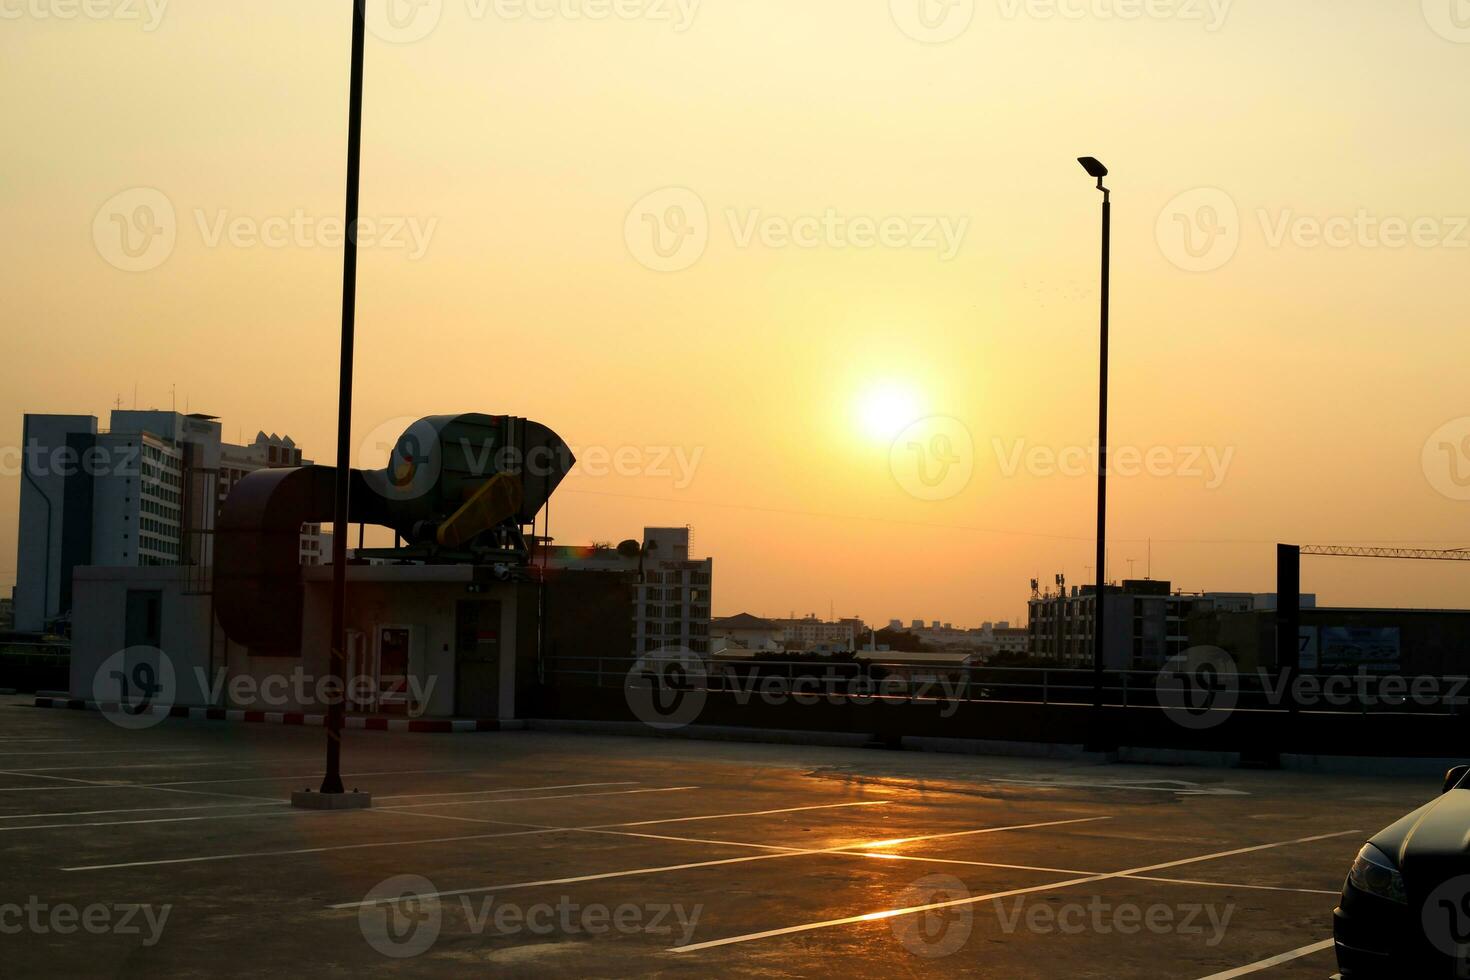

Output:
xmin=1147 ymin=539 xmax=1152 ymax=579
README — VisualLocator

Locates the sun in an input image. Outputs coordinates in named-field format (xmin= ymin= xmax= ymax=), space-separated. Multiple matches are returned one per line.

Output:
xmin=856 ymin=383 xmax=923 ymax=441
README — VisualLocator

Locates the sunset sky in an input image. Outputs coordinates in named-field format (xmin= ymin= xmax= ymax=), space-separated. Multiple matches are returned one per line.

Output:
xmin=4 ymin=0 xmax=1470 ymax=625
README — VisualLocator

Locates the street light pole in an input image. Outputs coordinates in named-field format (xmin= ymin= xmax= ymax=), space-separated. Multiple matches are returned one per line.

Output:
xmin=322 ymin=0 xmax=368 ymax=797
xmin=1078 ymin=157 xmax=1110 ymax=743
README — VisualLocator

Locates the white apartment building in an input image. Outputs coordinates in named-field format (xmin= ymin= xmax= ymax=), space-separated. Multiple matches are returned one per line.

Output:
xmin=14 ymin=409 xmax=317 ymax=632
xmin=768 ymin=614 xmax=866 ymax=651
xmin=15 ymin=412 xmax=218 ymax=632
xmin=1027 ymin=580 xmax=1319 ymax=669
xmin=93 ymin=431 xmax=186 ymax=566
xmin=533 ymin=526 xmax=714 ymax=655
xmin=635 ymin=527 xmax=713 ymax=654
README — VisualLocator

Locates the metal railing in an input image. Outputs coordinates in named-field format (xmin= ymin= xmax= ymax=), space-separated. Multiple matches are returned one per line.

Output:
xmin=543 ymin=656 xmax=1470 ymax=716
xmin=0 ymin=642 xmax=71 ymax=663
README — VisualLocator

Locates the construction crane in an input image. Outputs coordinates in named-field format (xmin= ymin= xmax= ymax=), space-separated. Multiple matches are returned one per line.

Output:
xmin=1300 ymin=545 xmax=1470 ymax=561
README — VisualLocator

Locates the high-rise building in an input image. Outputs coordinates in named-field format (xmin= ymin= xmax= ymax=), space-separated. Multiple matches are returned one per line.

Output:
xmin=1026 ymin=579 xmax=1317 ymax=669
xmin=15 ymin=411 xmax=219 ymax=632
xmin=535 ymin=526 xmax=714 ymax=655
xmin=635 ymin=527 xmax=713 ymax=654
xmin=14 ymin=410 xmax=318 ymax=632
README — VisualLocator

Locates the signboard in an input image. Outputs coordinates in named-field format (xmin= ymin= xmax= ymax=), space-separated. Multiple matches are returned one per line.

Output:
xmin=1298 ymin=626 xmax=1319 ymax=672
xmin=1320 ymin=626 xmax=1400 ymax=672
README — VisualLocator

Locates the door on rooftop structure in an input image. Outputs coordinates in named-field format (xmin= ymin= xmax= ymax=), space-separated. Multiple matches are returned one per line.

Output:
xmin=123 ymin=590 xmax=162 ymax=649
xmin=455 ymin=600 xmax=502 ymax=719
xmin=116 ymin=590 xmax=165 ymax=710
xmin=376 ymin=625 xmax=414 ymax=711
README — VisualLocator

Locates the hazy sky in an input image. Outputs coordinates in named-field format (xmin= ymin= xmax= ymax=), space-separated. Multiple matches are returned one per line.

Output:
xmin=4 ymin=0 xmax=1470 ymax=625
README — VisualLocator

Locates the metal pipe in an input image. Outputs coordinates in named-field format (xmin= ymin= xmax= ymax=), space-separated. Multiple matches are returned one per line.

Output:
xmin=1093 ymin=185 xmax=1111 ymax=723
xmin=322 ymin=0 xmax=367 ymax=796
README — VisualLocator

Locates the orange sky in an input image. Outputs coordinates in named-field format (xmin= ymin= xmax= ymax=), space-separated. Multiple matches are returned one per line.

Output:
xmin=3 ymin=1 xmax=1470 ymax=625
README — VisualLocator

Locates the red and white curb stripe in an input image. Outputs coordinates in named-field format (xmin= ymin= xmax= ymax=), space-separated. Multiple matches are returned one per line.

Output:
xmin=32 ymin=696 xmax=504 ymax=733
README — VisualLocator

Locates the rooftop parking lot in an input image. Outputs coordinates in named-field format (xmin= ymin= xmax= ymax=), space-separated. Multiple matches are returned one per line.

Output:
xmin=0 ymin=694 xmax=1441 ymax=978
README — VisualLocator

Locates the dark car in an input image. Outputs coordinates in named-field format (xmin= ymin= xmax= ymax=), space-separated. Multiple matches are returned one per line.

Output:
xmin=1335 ymin=764 xmax=1470 ymax=977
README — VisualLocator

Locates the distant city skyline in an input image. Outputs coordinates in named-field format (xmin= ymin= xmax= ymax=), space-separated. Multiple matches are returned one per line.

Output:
xmin=3 ymin=388 xmax=1463 ymax=626
xmin=5 ymin=4 xmax=1470 ymax=626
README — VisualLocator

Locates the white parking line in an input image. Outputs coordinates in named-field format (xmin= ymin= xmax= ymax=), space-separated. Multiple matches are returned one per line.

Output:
xmin=668 ymin=829 xmax=1360 ymax=952
xmin=376 ymin=781 xmax=685 ymax=811
xmin=377 ymin=785 xmax=696 ymax=812
xmin=149 ymin=768 xmax=473 ymax=787
xmin=0 ymin=749 xmax=183 ymax=758
xmin=332 ymin=816 xmax=1111 ymax=910
xmin=64 ymin=825 xmax=561 ymax=871
xmin=608 ymin=800 xmax=891 ymax=827
xmin=1195 ymin=938 xmax=1336 ymax=978
xmin=0 ymin=801 xmax=290 ymax=820
xmin=66 ymin=799 xmax=897 ymax=872
xmin=0 ymin=807 xmax=352 ymax=832
xmin=0 ymin=768 xmax=283 ymax=803
xmin=5 ymin=758 xmax=309 ymax=773
xmin=374 ymin=782 xmax=639 ymax=801
xmin=116 ymin=784 xmax=289 ymax=803
xmin=5 ymin=786 xmax=696 ymax=833
xmin=990 ymin=777 xmax=1248 ymax=797
xmin=561 ymin=825 xmax=1342 ymax=898
xmin=362 ymin=800 xmax=894 ymax=836
xmin=0 ymin=784 xmax=155 ymax=793
xmin=1 ymin=782 xmax=640 ymax=818
xmin=0 ymin=769 xmax=118 ymax=785
xmin=1126 ymin=874 xmax=1338 ymax=896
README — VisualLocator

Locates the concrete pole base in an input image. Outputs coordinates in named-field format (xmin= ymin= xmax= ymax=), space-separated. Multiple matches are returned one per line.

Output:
xmin=291 ymin=789 xmax=372 ymax=810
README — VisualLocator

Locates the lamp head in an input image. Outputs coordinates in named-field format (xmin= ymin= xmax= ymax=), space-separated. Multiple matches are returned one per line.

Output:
xmin=1077 ymin=157 xmax=1108 ymax=179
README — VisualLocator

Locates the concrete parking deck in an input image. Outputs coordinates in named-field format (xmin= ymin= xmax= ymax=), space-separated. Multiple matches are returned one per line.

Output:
xmin=0 ymin=693 xmax=1438 ymax=977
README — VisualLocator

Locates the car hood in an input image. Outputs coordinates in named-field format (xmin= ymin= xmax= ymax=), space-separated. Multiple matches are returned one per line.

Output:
xmin=1373 ymin=788 xmax=1470 ymax=876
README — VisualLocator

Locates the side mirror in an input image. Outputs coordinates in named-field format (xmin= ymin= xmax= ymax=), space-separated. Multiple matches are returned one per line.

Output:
xmin=1443 ymin=765 xmax=1470 ymax=795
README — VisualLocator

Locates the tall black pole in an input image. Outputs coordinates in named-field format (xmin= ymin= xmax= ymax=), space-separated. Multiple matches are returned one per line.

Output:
xmin=1276 ymin=544 xmax=1301 ymax=715
xmin=1092 ymin=180 xmax=1111 ymax=732
xmin=322 ymin=0 xmax=367 ymax=796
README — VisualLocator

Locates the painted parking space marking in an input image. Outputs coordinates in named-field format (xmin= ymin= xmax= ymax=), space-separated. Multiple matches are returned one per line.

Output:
xmin=3 ymin=786 xmax=695 ymax=833
xmin=4 ymin=757 xmax=313 ymax=773
xmin=668 ymin=829 xmax=1360 ymax=952
xmin=332 ymin=816 xmax=1112 ymax=910
xmin=377 ymin=785 xmax=697 ymax=811
xmin=605 ymin=800 xmax=891 ymax=827
xmin=374 ymin=781 xmax=640 ymax=800
xmin=0 ymin=748 xmax=184 ymax=758
xmin=0 ymin=800 xmax=290 ymax=820
xmin=62 ymin=824 xmax=567 ymax=872
xmin=990 ymin=777 xmax=1249 ymax=797
xmin=1195 ymin=937 xmax=1336 ymax=978
xmin=150 ymin=768 xmax=474 ymax=786
xmin=66 ymin=800 xmax=883 ymax=872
